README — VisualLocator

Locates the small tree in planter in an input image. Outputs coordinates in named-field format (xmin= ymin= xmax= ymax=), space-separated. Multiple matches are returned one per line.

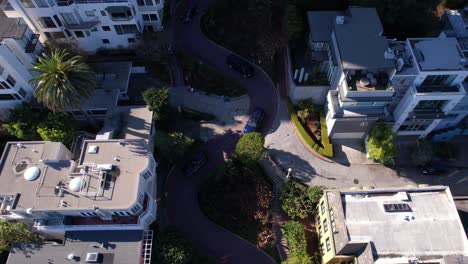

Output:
xmin=367 ymin=124 xmax=397 ymax=164
xmin=143 ymin=87 xmax=169 ymax=121
xmin=296 ymin=98 xmax=316 ymax=123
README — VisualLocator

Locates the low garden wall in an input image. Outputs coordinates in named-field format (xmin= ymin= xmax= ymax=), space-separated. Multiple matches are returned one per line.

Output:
xmin=289 ymin=85 xmax=331 ymax=106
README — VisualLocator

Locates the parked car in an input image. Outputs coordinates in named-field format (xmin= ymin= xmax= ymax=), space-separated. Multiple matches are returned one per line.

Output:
xmin=243 ymin=108 xmax=265 ymax=133
xmin=420 ymin=164 xmax=448 ymax=175
xmin=226 ymin=54 xmax=255 ymax=78
xmin=184 ymin=152 xmax=207 ymax=176
xmin=180 ymin=3 xmax=198 ymax=24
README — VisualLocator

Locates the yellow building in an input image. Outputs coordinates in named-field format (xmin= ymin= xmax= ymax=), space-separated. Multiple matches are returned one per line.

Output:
xmin=315 ymin=186 xmax=468 ymax=264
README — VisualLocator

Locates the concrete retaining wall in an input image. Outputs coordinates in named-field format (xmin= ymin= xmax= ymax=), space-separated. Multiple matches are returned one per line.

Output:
xmin=290 ymin=85 xmax=331 ymax=105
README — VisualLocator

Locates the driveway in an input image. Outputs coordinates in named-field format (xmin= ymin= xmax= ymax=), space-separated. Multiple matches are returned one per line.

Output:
xmin=165 ymin=0 xmax=279 ymax=263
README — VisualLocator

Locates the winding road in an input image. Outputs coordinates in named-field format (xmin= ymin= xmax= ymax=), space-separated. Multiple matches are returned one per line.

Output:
xmin=165 ymin=0 xmax=280 ymax=263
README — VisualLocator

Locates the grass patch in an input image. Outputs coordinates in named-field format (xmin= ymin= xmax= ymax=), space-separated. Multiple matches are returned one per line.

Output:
xmin=286 ymin=99 xmax=333 ymax=158
xmin=178 ymin=52 xmax=245 ymax=97
xmin=199 ymin=161 xmax=277 ymax=260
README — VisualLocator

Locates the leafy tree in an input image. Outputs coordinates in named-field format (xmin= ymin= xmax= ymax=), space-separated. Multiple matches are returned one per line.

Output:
xmin=350 ymin=0 xmax=441 ymax=39
xmin=296 ymin=99 xmax=316 ymax=123
xmin=281 ymin=182 xmax=323 ymax=219
xmin=235 ymin=132 xmax=265 ymax=165
xmin=0 ymin=220 xmax=40 ymax=252
xmin=37 ymin=113 xmax=76 ymax=146
xmin=367 ymin=124 xmax=397 ymax=163
xmin=154 ymin=131 xmax=195 ymax=164
xmin=29 ymin=49 xmax=96 ymax=113
xmin=281 ymin=221 xmax=312 ymax=264
xmin=411 ymin=139 xmax=433 ymax=166
xmin=2 ymin=104 xmax=42 ymax=140
xmin=286 ymin=3 xmax=306 ymax=42
xmin=155 ymin=227 xmax=192 ymax=264
xmin=143 ymin=87 xmax=170 ymax=121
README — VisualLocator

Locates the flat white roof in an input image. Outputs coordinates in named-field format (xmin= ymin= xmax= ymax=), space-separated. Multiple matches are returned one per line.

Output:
xmin=410 ymin=38 xmax=466 ymax=71
xmin=341 ymin=188 xmax=467 ymax=257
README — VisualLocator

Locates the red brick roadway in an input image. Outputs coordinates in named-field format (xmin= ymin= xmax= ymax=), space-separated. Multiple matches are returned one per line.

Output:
xmin=165 ymin=0 xmax=279 ymax=263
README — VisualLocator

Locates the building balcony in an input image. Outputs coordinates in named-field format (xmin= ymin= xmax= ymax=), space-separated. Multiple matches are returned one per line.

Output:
xmin=105 ymin=6 xmax=134 ymax=21
xmin=25 ymin=34 xmax=39 ymax=53
xmin=415 ymin=85 xmax=462 ymax=94
xmin=345 ymin=70 xmax=393 ymax=93
xmin=64 ymin=19 xmax=100 ymax=30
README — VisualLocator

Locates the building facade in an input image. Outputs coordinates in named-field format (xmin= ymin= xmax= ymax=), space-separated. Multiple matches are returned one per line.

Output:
xmin=304 ymin=7 xmax=468 ymax=140
xmin=316 ymin=186 xmax=468 ymax=264
xmin=2 ymin=0 xmax=164 ymax=52
xmin=0 ymin=16 xmax=43 ymax=120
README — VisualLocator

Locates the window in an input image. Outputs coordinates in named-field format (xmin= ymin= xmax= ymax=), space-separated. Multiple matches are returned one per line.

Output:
xmin=109 ymin=9 xmax=133 ymax=21
xmin=142 ymin=14 xmax=158 ymax=22
xmin=0 ymin=81 xmax=11 ymax=89
xmin=91 ymin=27 xmax=98 ymax=32
xmin=100 ymin=10 xmax=107 ymax=16
xmin=34 ymin=0 xmax=48 ymax=7
xmin=414 ymin=100 xmax=447 ymax=112
xmin=89 ymin=109 xmax=107 ymax=115
xmin=18 ymin=88 xmax=27 ymax=98
xmin=36 ymin=17 xmax=56 ymax=28
xmin=130 ymin=204 xmax=143 ymax=215
xmin=102 ymin=39 xmax=109 ymax=44
xmin=114 ymin=24 xmax=138 ymax=35
xmin=20 ymin=0 xmax=34 ymax=8
xmin=46 ymin=0 xmax=54 ymax=6
xmin=325 ymin=238 xmax=331 ymax=252
xmin=0 ymin=94 xmax=16 ymax=100
xmin=320 ymin=244 xmax=324 ymax=255
xmin=137 ymin=0 xmax=153 ymax=6
xmin=0 ymin=64 xmax=5 ymax=75
xmin=74 ymin=31 xmax=85 ymax=38
xmin=127 ymin=38 xmax=135 ymax=43
xmin=113 ymin=211 xmax=130 ymax=216
xmin=85 ymin=30 xmax=90 ymax=37
xmin=318 ymin=225 xmax=322 ymax=237
xmin=141 ymin=169 xmax=152 ymax=180
xmin=320 ymin=201 xmax=325 ymax=215
xmin=6 ymin=75 xmax=16 ymax=87
xmin=323 ymin=219 xmax=328 ymax=232
xmin=80 ymin=212 xmax=98 ymax=217
xmin=64 ymin=29 xmax=72 ymax=37
xmin=422 ymin=75 xmax=457 ymax=86
xmin=61 ymin=12 xmax=77 ymax=25
xmin=102 ymin=26 xmax=111 ymax=31
xmin=52 ymin=15 xmax=63 ymax=27
xmin=144 ymin=25 xmax=154 ymax=32
xmin=46 ymin=31 xmax=66 ymax=39
xmin=85 ymin=11 xmax=95 ymax=16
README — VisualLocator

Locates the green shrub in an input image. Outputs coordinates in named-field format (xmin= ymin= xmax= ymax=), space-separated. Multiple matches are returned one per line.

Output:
xmin=3 ymin=104 xmax=42 ymax=140
xmin=367 ymin=124 xmax=397 ymax=163
xmin=281 ymin=221 xmax=312 ymax=264
xmin=280 ymin=181 xmax=323 ymax=220
xmin=155 ymin=227 xmax=193 ymax=264
xmin=235 ymin=132 xmax=265 ymax=165
xmin=317 ymin=111 xmax=333 ymax=158
xmin=143 ymin=87 xmax=170 ymax=120
xmin=0 ymin=220 xmax=41 ymax=252
xmin=37 ymin=113 xmax=76 ymax=146
xmin=154 ymin=131 xmax=195 ymax=164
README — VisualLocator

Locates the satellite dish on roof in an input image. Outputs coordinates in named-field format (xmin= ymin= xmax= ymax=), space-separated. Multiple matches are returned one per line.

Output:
xmin=24 ymin=167 xmax=40 ymax=181
xmin=69 ymin=177 xmax=86 ymax=192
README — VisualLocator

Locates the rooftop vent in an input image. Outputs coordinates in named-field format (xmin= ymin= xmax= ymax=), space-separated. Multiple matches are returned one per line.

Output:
xmin=69 ymin=177 xmax=86 ymax=192
xmin=87 ymin=145 xmax=98 ymax=154
xmin=96 ymin=164 xmax=113 ymax=171
xmin=24 ymin=167 xmax=40 ymax=181
xmin=336 ymin=16 xmax=344 ymax=24
xmin=86 ymin=252 xmax=101 ymax=263
xmin=383 ymin=203 xmax=411 ymax=213
xmin=66 ymin=253 xmax=76 ymax=261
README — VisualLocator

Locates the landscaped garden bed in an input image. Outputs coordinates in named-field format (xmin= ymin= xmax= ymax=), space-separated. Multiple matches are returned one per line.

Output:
xmin=199 ymin=160 xmax=279 ymax=262
xmin=178 ymin=52 xmax=245 ymax=97
xmin=286 ymin=98 xmax=333 ymax=158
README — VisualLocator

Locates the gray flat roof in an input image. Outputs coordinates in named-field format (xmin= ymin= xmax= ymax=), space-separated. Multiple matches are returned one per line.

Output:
xmin=333 ymin=7 xmax=395 ymax=69
xmin=92 ymin=62 xmax=132 ymax=93
xmin=0 ymin=139 xmax=150 ymax=211
xmin=0 ymin=17 xmax=26 ymax=40
xmin=117 ymin=106 xmax=153 ymax=141
xmin=7 ymin=230 xmax=143 ymax=264
xmin=334 ymin=186 xmax=468 ymax=258
xmin=410 ymin=38 xmax=466 ymax=71
xmin=307 ymin=11 xmax=343 ymax=43
xmin=82 ymin=88 xmax=120 ymax=110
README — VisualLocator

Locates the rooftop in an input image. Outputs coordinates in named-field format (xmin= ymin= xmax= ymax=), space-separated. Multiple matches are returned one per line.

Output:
xmin=307 ymin=11 xmax=343 ymax=43
xmin=7 ymin=230 xmax=143 ymax=264
xmin=409 ymin=38 xmax=466 ymax=71
xmin=0 ymin=17 xmax=26 ymax=40
xmin=92 ymin=61 xmax=132 ymax=93
xmin=327 ymin=186 xmax=468 ymax=260
xmin=0 ymin=139 xmax=150 ymax=211
xmin=333 ymin=7 xmax=395 ymax=70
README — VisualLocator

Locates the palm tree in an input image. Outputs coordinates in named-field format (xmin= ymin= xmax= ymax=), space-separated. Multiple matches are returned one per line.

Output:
xmin=30 ymin=49 xmax=96 ymax=113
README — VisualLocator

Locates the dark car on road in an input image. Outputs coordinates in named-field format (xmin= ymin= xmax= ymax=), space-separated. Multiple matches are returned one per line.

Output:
xmin=420 ymin=164 xmax=448 ymax=175
xmin=184 ymin=152 xmax=207 ymax=176
xmin=226 ymin=54 xmax=255 ymax=78
xmin=180 ymin=3 xmax=198 ymax=24
xmin=243 ymin=108 xmax=265 ymax=134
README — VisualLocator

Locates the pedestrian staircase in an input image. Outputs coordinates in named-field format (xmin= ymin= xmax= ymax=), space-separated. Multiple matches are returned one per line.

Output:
xmin=259 ymin=151 xmax=289 ymax=261
xmin=141 ymin=230 xmax=153 ymax=264
xmin=276 ymin=48 xmax=289 ymax=98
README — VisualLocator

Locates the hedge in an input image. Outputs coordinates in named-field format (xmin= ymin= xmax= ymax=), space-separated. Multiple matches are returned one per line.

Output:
xmin=286 ymin=99 xmax=333 ymax=158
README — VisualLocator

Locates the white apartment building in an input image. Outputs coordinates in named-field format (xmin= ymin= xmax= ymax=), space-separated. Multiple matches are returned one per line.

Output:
xmin=0 ymin=106 xmax=157 ymax=239
xmin=2 ymin=0 xmax=164 ymax=52
xmin=305 ymin=7 xmax=468 ymax=140
xmin=0 ymin=15 xmax=43 ymax=120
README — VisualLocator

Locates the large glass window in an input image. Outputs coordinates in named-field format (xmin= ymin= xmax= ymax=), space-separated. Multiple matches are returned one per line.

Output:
xmin=36 ymin=17 xmax=56 ymax=28
xmin=34 ymin=0 xmax=48 ymax=7
xmin=6 ymin=75 xmax=16 ymax=87
xmin=114 ymin=24 xmax=138 ymax=35
xmin=53 ymin=15 xmax=62 ymax=27
xmin=422 ymin=75 xmax=457 ymax=86
xmin=0 ymin=94 xmax=17 ymax=100
xmin=137 ymin=0 xmax=153 ymax=6
xmin=60 ymin=12 xmax=77 ymax=25
xmin=414 ymin=100 xmax=447 ymax=111
xmin=20 ymin=0 xmax=34 ymax=8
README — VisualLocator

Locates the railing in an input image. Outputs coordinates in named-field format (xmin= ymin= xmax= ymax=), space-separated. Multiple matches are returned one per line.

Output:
xmin=64 ymin=19 xmax=100 ymax=30
xmin=141 ymin=230 xmax=153 ymax=264
xmin=76 ymin=0 xmax=127 ymax=3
